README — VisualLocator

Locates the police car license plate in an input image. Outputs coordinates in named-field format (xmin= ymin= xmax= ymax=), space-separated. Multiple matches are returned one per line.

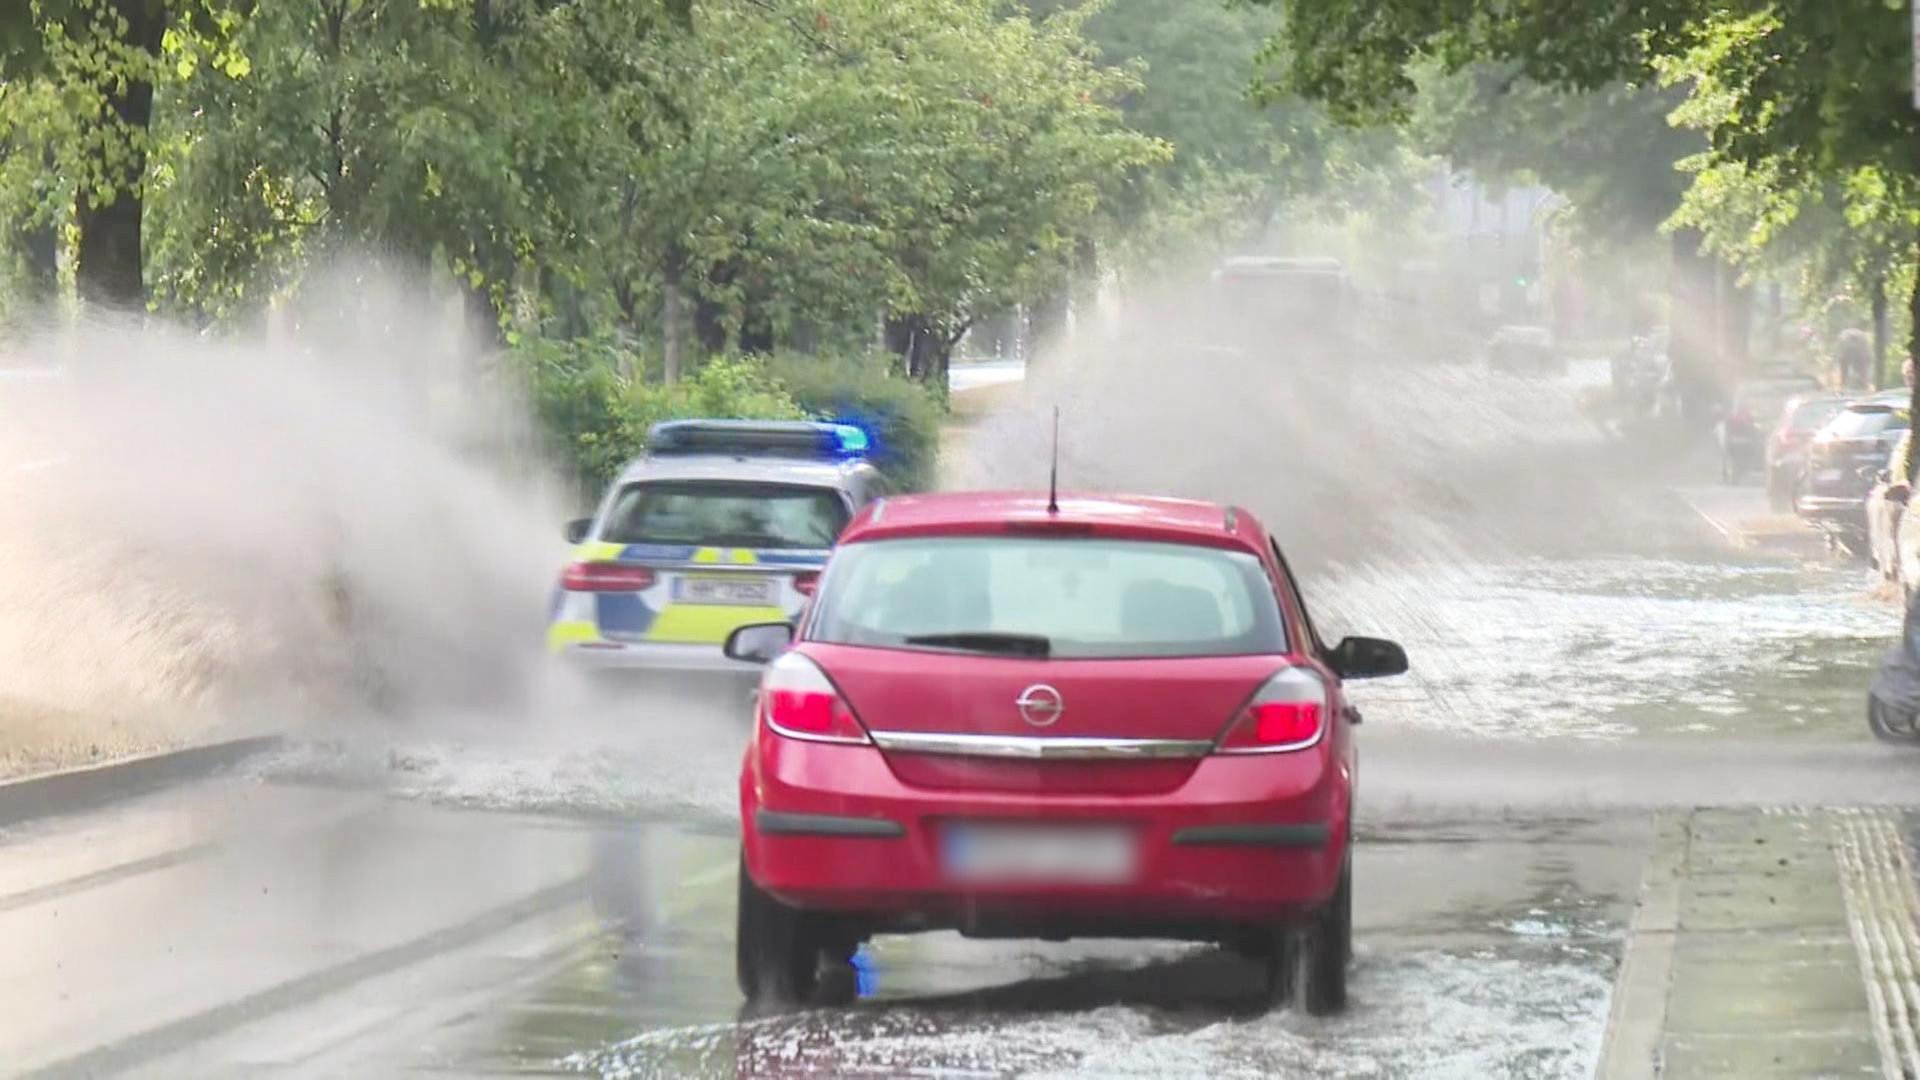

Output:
xmin=941 ymin=823 xmax=1136 ymax=884
xmin=674 ymin=575 xmax=777 ymax=606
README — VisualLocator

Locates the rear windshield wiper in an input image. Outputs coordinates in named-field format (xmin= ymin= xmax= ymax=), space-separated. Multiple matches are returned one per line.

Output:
xmin=903 ymin=632 xmax=1051 ymax=658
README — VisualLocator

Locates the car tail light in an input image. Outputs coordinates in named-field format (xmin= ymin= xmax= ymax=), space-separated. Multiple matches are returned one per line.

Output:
xmin=562 ymin=561 xmax=657 ymax=592
xmin=1215 ymin=666 xmax=1329 ymax=754
xmin=792 ymin=571 xmax=820 ymax=597
xmin=760 ymin=652 xmax=869 ymax=744
xmin=1729 ymin=409 xmax=1751 ymax=426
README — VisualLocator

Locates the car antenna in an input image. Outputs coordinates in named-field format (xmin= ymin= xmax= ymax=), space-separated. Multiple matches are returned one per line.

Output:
xmin=1047 ymin=405 xmax=1061 ymax=515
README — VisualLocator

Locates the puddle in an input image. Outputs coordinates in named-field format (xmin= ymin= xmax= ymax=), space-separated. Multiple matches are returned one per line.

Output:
xmin=1328 ymin=554 xmax=1892 ymax=741
xmin=559 ymin=949 xmax=1611 ymax=1079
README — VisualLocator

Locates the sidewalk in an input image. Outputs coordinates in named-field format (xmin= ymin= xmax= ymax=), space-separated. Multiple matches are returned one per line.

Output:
xmin=1676 ymin=483 xmax=1826 ymax=555
xmin=1601 ymin=808 xmax=1917 ymax=1078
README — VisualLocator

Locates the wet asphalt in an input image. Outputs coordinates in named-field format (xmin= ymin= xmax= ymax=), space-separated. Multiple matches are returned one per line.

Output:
xmin=9 ymin=361 xmax=1920 ymax=1077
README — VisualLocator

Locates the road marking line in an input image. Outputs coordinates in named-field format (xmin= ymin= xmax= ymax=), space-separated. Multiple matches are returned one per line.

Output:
xmin=25 ymin=876 xmax=589 ymax=1079
xmin=0 ymin=841 xmax=222 ymax=913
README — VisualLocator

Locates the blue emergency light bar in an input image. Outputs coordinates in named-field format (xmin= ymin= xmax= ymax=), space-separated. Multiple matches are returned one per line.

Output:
xmin=646 ymin=419 xmax=871 ymax=460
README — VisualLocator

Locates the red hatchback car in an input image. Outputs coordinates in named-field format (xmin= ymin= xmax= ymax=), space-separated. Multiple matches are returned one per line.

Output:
xmin=723 ymin=492 xmax=1407 ymax=1014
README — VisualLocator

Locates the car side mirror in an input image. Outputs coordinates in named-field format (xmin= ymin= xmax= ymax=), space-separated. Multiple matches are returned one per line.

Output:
xmin=1329 ymin=636 xmax=1408 ymax=681
xmin=725 ymin=622 xmax=795 ymax=664
xmin=564 ymin=517 xmax=593 ymax=544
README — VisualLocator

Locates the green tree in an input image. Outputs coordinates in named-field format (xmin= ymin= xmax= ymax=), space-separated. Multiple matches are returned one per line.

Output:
xmin=0 ymin=0 xmax=250 ymax=308
xmin=1250 ymin=0 xmax=1920 ymax=415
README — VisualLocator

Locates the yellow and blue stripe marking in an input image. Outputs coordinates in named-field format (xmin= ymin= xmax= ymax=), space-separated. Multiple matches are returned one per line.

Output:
xmin=546 ymin=544 xmax=828 ymax=653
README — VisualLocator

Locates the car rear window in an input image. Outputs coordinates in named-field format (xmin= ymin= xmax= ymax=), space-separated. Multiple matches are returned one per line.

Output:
xmin=1789 ymin=400 xmax=1845 ymax=428
xmin=600 ymin=481 xmax=848 ymax=550
xmin=1826 ymin=408 xmax=1906 ymax=439
xmin=808 ymin=537 xmax=1287 ymax=659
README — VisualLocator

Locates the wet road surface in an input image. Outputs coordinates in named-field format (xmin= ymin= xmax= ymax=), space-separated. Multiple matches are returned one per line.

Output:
xmin=9 ymin=470 xmax=1917 ymax=1077
xmin=11 ymin=359 xmax=1920 ymax=1077
xmin=1 ymin=778 xmax=1647 ymax=1078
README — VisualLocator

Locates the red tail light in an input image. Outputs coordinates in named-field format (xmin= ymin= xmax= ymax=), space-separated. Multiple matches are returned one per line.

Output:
xmin=1216 ymin=667 xmax=1329 ymax=753
xmin=1729 ymin=409 xmax=1751 ymax=426
xmin=792 ymin=571 xmax=820 ymax=597
xmin=760 ymin=652 xmax=869 ymax=744
xmin=562 ymin=561 xmax=657 ymax=592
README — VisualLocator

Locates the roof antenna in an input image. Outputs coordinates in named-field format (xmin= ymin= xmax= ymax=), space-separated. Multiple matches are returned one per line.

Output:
xmin=1047 ymin=405 xmax=1061 ymax=515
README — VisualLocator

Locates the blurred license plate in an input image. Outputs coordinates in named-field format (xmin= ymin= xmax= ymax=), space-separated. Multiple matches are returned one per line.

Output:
xmin=674 ymin=576 xmax=776 ymax=606
xmin=941 ymin=823 xmax=1136 ymax=884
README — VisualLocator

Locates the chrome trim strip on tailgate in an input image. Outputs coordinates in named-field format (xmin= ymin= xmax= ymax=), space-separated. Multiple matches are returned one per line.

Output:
xmin=867 ymin=731 xmax=1213 ymax=760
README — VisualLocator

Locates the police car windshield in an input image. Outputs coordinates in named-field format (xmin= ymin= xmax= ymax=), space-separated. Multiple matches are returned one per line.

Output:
xmin=809 ymin=537 xmax=1287 ymax=659
xmin=602 ymin=481 xmax=848 ymax=550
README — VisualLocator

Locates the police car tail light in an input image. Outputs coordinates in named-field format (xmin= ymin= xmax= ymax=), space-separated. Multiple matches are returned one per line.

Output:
xmin=792 ymin=572 xmax=820 ymax=597
xmin=1215 ymin=666 xmax=1327 ymax=753
xmin=562 ymin=562 xmax=657 ymax=592
xmin=761 ymin=652 xmax=869 ymax=744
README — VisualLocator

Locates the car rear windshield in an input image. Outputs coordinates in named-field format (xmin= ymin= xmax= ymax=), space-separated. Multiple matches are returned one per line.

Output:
xmin=1826 ymin=407 xmax=1906 ymax=439
xmin=600 ymin=481 xmax=848 ymax=550
xmin=1789 ymin=399 xmax=1845 ymax=428
xmin=807 ymin=536 xmax=1287 ymax=659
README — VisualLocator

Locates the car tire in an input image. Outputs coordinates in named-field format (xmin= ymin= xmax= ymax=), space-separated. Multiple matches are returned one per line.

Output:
xmin=1253 ymin=931 xmax=1297 ymax=1011
xmin=1868 ymin=695 xmax=1920 ymax=744
xmin=1296 ymin=858 xmax=1352 ymax=1017
xmin=736 ymin=854 xmax=826 ymax=1006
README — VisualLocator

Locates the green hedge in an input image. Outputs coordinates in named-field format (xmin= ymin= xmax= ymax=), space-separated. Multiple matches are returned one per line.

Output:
xmin=768 ymin=352 xmax=943 ymax=493
xmin=519 ymin=341 xmax=943 ymax=496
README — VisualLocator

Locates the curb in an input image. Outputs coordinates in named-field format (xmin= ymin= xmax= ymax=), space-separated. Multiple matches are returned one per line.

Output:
xmin=0 ymin=735 xmax=284 ymax=829
xmin=1596 ymin=811 xmax=1687 ymax=1080
xmin=1676 ymin=490 xmax=1822 ymax=555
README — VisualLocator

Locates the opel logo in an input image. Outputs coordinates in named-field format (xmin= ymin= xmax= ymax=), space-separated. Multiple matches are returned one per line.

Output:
xmin=1015 ymin=684 xmax=1064 ymax=728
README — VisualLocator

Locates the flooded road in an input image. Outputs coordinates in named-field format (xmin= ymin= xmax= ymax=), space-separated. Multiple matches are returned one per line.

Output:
xmin=7 ymin=350 xmax=1920 ymax=1078
xmin=1 ymin=780 xmax=1644 ymax=1079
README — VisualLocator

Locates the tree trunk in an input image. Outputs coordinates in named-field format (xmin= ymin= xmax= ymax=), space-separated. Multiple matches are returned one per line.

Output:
xmin=1070 ymin=236 xmax=1099 ymax=338
xmin=662 ymin=243 xmax=688 ymax=386
xmin=1873 ymin=274 xmax=1891 ymax=387
xmin=1767 ymin=280 xmax=1784 ymax=364
xmin=1668 ymin=228 xmax=1721 ymax=423
xmin=16 ymin=219 xmax=57 ymax=302
xmin=1908 ymin=261 xmax=1920 ymax=485
xmin=1720 ymin=276 xmax=1752 ymax=378
xmin=1027 ymin=289 xmax=1068 ymax=363
xmin=883 ymin=314 xmax=925 ymax=379
xmin=74 ymin=0 xmax=166 ymax=311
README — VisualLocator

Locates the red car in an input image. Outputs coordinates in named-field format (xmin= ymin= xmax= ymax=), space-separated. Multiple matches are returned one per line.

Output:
xmin=725 ymin=492 xmax=1407 ymax=1014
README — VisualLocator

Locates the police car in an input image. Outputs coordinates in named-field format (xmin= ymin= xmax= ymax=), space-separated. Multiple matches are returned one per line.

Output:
xmin=547 ymin=420 xmax=887 ymax=673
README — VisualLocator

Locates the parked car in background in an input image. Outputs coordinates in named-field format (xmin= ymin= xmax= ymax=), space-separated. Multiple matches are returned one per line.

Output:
xmin=1486 ymin=326 xmax=1561 ymax=375
xmin=1868 ymin=427 xmax=1913 ymax=583
xmin=1766 ymin=393 xmax=1851 ymax=510
xmin=1715 ymin=374 xmax=1822 ymax=483
xmin=1797 ymin=391 xmax=1911 ymax=556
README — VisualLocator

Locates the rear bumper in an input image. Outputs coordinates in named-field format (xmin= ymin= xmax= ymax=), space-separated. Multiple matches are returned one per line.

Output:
xmin=1796 ymin=494 xmax=1867 ymax=526
xmin=555 ymin=640 xmax=763 ymax=675
xmin=740 ymin=727 xmax=1349 ymax=932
